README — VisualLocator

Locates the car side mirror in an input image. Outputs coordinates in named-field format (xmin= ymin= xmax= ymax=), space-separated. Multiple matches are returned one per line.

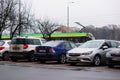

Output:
xmin=102 ymin=46 xmax=108 ymax=50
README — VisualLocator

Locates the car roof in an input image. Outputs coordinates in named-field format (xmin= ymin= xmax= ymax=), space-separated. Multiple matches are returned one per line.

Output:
xmin=12 ymin=36 xmax=44 ymax=40
xmin=0 ymin=40 xmax=11 ymax=42
xmin=89 ymin=39 xmax=117 ymax=42
xmin=48 ymin=40 xmax=68 ymax=42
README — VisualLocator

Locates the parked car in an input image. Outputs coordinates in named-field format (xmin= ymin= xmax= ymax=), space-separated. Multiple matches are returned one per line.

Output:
xmin=34 ymin=40 xmax=77 ymax=64
xmin=66 ymin=39 xmax=120 ymax=66
xmin=106 ymin=47 xmax=120 ymax=68
xmin=0 ymin=40 xmax=11 ymax=60
xmin=9 ymin=37 xmax=46 ymax=62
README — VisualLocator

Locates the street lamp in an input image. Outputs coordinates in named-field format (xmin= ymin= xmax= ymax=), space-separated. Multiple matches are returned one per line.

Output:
xmin=67 ymin=2 xmax=74 ymax=27
xmin=75 ymin=22 xmax=86 ymax=31
xmin=74 ymin=22 xmax=86 ymax=28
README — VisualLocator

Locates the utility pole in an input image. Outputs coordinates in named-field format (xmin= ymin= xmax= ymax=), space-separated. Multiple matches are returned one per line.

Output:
xmin=18 ymin=0 xmax=21 ymax=36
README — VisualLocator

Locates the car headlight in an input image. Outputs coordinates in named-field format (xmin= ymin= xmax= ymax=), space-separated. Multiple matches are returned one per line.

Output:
xmin=81 ymin=51 xmax=93 ymax=55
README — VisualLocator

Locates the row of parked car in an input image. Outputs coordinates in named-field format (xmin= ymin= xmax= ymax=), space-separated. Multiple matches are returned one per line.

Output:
xmin=0 ymin=37 xmax=120 ymax=68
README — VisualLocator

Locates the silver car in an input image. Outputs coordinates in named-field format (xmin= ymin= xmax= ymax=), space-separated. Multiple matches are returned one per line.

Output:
xmin=66 ymin=39 xmax=119 ymax=66
xmin=106 ymin=47 xmax=120 ymax=68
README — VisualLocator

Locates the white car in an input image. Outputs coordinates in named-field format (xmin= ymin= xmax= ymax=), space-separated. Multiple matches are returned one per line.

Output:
xmin=66 ymin=40 xmax=119 ymax=66
xmin=9 ymin=37 xmax=46 ymax=62
xmin=0 ymin=40 xmax=11 ymax=60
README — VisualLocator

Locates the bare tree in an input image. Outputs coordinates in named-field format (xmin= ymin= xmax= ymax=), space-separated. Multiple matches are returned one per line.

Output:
xmin=8 ymin=0 xmax=34 ymax=39
xmin=80 ymin=24 xmax=120 ymax=40
xmin=35 ymin=18 xmax=59 ymax=40
xmin=0 ymin=0 xmax=17 ymax=39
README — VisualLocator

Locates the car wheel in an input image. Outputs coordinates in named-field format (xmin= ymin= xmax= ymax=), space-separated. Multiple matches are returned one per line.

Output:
xmin=40 ymin=60 xmax=46 ymax=64
xmin=3 ymin=52 xmax=10 ymax=61
xmin=58 ymin=54 xmax=66 ymax=64
xmin=93 ymin=55 xmax=101 ymax=66
xmin=108 ymin=64 xmax=114 ymax=68
xmin=11 ymin=58 xmax=17 ymax=62
xmin=28 ymin=54 xmax=35 ymax=62
xmin=70 ymin=63 xmax=76 ymax=66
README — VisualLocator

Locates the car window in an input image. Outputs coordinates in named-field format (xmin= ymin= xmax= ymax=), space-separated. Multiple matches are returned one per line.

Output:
xmin=27 ymin=39 xmax=33 ymax=44
xmin=11 ymin=38 xmax=26 ymax=44
xmin=63 ymin=42 xmax=71 ymax=49
xmin=118 ymin=42 xmax=120 ymax=46
xmin=7 ymin=41 xmax=11 ymax=45
xmin=70 ymin=42 xmax=77 ymax=48
xmin=26 ymin=39 xmax=41 ymax=45
xmin=41 ymin=39 xmax=46 ymax=44
xmin=101 ymin=42 xmax=111 ymax=48
xmin=79 ymin=40 xmax=104 ymax=48
xmin=0 ymin=41 xmax=5 ymax=46
xmin=43 ymin=41 xmax=60 ymax=47
xmin=110 ymin=41 xmax=118 ymax=48
xmin=11 ymin=38 xmax=41 ymax=45
xmin=33 ymin=39 xmax=41 ymax=45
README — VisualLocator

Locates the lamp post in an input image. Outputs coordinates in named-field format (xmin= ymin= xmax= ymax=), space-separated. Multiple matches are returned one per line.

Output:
xmin=75 ymin=22 xmax=87 ymax=32
xmin=67 ymin=2 xmax=74 ymax=27
xmin=74 ymin=22 xmax=86 ymax=28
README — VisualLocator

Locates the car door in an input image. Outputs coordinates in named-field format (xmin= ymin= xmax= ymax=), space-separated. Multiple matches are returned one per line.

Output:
xmin=98 ymin=41 xmax=111 ymax=61
xmin=102 ymin=41 xmax=118 ymax=62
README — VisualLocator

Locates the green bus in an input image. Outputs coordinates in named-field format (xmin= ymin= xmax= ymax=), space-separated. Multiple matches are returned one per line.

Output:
xmin=21 ymin=32 xmax=95 ymax=43
xmin=2 ymin=32 xmax=95 ymax=43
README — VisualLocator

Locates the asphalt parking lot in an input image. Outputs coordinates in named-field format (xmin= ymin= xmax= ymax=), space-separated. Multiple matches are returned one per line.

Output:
xmin=1 ymin=60 xmax=120 ymax=80
xmin=0 ymin=60 xmax=120 ymax=72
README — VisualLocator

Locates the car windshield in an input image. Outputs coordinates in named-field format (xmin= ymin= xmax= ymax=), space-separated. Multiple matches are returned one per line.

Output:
xmin=79 ymin=40 xmax=104 ymax=48
xmin=11 ymin=38 xmax=26 ymax=44
xmin=11 ymin=38 xmax=41 ymax=45
xmin=42 ymin=41 xmax=61 ymax=47
xmin=0 ymin=41 xmax=4 ymax=46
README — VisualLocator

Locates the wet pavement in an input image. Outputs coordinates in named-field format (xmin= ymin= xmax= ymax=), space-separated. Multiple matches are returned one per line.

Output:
xmin=0 ymin=61 xmax=120 ymax=80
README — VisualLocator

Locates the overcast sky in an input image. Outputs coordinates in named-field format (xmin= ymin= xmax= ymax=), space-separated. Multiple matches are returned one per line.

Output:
xmin=22 ymin=0 xmax=120 ymax=28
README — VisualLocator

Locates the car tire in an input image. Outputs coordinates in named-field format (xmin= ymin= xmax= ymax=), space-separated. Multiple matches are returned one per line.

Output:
xmin=28 ymin=54 xmax=35 ymax=62
xmin=70 ymin=63 xmax=76 ymax=66
xmin=11 ymin=58 xmax=17 ymax=62
xmin=108 ymin=64 xmax=114 ymax=68
xmin=3 ymin=52 xmax=10 ymax=61
xmin=93 ymin=55 xmax=101 ymax=66
xmin=40 ymin=60 xmax=46 ymax=64
xmin=58 ymin=54 xmax=66 ymax=64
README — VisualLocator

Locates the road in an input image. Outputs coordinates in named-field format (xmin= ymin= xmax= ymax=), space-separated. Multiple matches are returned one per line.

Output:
xmin=0 ymin=61 xmax=120 ymax=80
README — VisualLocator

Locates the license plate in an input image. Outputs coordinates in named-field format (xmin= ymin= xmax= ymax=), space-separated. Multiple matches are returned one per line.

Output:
xmin=39 ymin=50 xmax=46 ymax=52
xmin=12 ymin=47 xmax=20 ymax=50
xmin=70 ymin=57 xmax=77 ymax=60
xmin=112 ymin=57 xmax=120 ymax=61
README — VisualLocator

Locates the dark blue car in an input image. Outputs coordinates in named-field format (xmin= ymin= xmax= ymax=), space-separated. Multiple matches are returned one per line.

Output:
xmin=34 ymin=40 xmax=77 ymax=64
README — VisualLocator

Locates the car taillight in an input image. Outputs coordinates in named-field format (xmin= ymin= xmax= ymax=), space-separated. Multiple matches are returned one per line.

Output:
xmin=49 ymin=48 xmax=55 ymax=53
xmin=0 ymin=46 xmax=5 ymax=50
xmin=34 ymin=48 xmax=37 ymax=53
xmin=24 ymin=44 xmax=28 ymax=49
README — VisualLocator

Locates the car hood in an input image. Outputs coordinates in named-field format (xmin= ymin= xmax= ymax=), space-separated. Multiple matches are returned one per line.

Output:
xmin=67 ymin=48 xmax=97 ymax=53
